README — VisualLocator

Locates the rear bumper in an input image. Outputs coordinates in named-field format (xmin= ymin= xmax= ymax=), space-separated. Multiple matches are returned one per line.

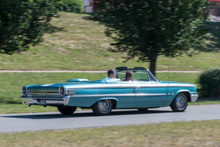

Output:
xmin=21 ymin=96 xmax=70 ymax=106
xmin=190 ymin=94 xmax=199 ymax=102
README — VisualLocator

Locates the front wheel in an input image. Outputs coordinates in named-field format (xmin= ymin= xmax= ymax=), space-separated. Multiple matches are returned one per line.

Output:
xmin=57 ymin=106 xmax=77 ymax=115
xmin=92 ymin=99 xmax=113 ymax=116
xmin=170 ymin=93 xmax=188 ymax=112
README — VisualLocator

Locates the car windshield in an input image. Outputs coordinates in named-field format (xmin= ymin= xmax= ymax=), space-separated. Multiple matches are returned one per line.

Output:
xmin=117 ymin=70 xmax=150 ymax=81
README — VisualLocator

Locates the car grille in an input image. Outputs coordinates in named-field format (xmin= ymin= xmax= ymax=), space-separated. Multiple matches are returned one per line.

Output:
xmin=27 ymin=89 xmax=61 ymax=98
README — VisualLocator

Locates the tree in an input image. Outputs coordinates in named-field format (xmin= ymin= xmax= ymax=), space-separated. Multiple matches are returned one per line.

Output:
xmin=94 ymin=0 xmax=208 ymax=75
xmin=0 ymin=0 xmax=58 ymax=54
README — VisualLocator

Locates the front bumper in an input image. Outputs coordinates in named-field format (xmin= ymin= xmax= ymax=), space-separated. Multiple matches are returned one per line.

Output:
xmin=190 ymin=94 xmax=199 ymax=102
xmin=21 ymin=96 xmax=70 ymax=106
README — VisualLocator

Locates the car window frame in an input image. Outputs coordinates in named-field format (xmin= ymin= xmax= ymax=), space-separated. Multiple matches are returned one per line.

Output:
xmin=116 ymin=69 xmax=158 ymax=82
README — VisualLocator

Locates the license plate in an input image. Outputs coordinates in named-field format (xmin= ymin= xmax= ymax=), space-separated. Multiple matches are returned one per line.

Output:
xmin=39 ymin=100 xmax=46 ymax=105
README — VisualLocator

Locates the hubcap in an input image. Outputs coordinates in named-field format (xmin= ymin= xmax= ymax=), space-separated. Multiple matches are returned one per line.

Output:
xmin=98 ymin=99 xmax=110 ymax=113
xmin=176 ymin=94 xmax=186 ymax=110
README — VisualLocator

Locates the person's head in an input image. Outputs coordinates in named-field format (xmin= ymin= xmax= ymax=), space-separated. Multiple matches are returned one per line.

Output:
xmin=107 ymin=69 xmax=116 ymax=78
xmin=125 ymin=71 xmax=133 ymax=81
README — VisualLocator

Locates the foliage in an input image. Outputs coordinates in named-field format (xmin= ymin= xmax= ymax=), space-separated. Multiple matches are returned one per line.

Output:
xmin=93 ymin=0 xmax=209 ymax=75
xmin=56 ymin=0 xmax=83 ymax=12
xmin=198 ymin=68 xmax=220 ymax=97
xmin=0 ymin=0 xmax=58 ymax=54
xmin=0 ymin=12 xmax=219 ymax=71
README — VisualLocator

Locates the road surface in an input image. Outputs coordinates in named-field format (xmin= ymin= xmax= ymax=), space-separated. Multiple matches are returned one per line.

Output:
xmin=0 ymin=104 xmax=219 ymax=133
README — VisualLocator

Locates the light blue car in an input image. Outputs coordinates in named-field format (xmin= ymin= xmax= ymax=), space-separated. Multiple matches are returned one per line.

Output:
xmin=21 ymin=67 xmax=199 ymax=115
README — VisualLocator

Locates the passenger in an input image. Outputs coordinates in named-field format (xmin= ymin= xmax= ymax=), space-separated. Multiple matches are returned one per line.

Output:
xmin=107 ymin=69 xmax=116 ymax=79
xmin=124 ymin=70 xmax=133 ymax=81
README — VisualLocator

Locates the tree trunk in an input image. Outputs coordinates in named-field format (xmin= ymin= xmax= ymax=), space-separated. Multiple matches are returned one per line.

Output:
xmin=149 ymin=56 xmax=158 ymax=76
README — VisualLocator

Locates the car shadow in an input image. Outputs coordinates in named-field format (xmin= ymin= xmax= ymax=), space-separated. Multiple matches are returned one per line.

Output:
xmin=2 ymin=109 xmax=173 ymax=119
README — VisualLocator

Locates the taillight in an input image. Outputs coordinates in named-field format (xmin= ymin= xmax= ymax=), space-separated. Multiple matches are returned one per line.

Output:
xmin=22 ymin=86 xmax=27 ymax=95
xmin=59 ymin=86 xmax=65 ymax=96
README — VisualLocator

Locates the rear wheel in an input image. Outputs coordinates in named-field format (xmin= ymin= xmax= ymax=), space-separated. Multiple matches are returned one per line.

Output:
xmin=170 ymin=93 xmax=188 ymax=112
xmin=57 ymin=106 xmax=77 ymax=115
xmin=92 ymin=99 xmax=113 ymax=116
xmin=137 ymin=108 xmax=148 ymax=112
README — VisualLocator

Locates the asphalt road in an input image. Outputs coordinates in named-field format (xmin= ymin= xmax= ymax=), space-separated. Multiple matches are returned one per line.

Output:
xmin=0 ymin=104 xmax=220 ymax=133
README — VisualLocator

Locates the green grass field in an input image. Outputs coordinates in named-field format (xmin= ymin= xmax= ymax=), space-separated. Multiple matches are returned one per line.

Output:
xmin=0 ymin=12 xmax=219 ymax=71
xmin=0 ymin=120 xmax=220 ymax=146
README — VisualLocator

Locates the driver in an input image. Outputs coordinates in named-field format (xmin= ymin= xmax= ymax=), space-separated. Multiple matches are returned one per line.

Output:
xmin=107 ymin=69 xmax=116 ymax=79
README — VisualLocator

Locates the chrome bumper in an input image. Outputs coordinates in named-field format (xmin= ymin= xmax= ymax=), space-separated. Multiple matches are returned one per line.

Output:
xmin=21 ymin=96 xmax=70 ymax=106
xmin=190 ymin=94 xmax=199 ymax=102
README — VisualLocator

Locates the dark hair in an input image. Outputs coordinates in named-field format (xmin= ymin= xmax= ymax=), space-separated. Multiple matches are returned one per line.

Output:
xmin=125 ymin=71 xmax=133 ymax=81
xmin=107 ymin=69 xmax=114 ymax=77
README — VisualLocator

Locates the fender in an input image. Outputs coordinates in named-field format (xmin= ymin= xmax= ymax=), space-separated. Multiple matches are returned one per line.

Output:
xmin=96 ymin=97 xmax=118 ymax=102
xmin=166 ymin=89 xmax=191 ymax=106
xmin=174 ymin=89 xmax=191 ymax=99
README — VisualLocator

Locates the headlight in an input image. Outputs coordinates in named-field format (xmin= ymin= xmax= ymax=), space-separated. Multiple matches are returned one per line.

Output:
xmin=59 ymin=86 xmax=66 ymax=96
xmin=21 ymin=86 xmax=28 ymax=95
xmin=59 ymin=86 xmax=75 ymax=96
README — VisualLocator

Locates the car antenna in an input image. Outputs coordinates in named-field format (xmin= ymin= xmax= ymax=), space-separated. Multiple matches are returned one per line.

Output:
xmin=168 ymin=64 xmax=169 ymax=84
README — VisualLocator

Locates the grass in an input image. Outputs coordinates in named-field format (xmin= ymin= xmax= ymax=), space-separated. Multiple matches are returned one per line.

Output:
xmin=0 ymin=12 xmax=219 ymax=71
xmin=0 ymin=104 xmax=58 ymax=114
xmin=1 ymin=72 xmax=219 ymax=114
xmin=0 ymin=104 xmax=88 ymax=114
xmin=193 ymin=100 xmax=220 ymax=105
xmin=0 ymin=120 xmax=220 ymax=146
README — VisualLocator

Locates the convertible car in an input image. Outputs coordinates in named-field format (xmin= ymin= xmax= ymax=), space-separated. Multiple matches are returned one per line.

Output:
xmin=21 ymin=67 xmax=199 ymax=115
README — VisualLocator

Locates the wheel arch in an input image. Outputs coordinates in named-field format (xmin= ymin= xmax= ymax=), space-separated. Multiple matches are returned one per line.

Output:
xmin=91 ymin=97 xmax=118 ymax=109
xmin=174 ymin=90 xmax=191 ymax=103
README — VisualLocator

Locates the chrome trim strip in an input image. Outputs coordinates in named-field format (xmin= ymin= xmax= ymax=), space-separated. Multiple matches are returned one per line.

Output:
xmin=190 ymin=94 xmax=199 ymax=102
xmin=137 ymin=93 xmax=167 ymax=96
xmin=26 ymin=84 xmax=195 ymax=93
xmin=65 ymin=84 xmax=196 ymax=89
xmin=21 ymin=98 xmax=65 ymax=105
xmin=21 ymin=96 xmax=63 ymax=99
xmin=24 ymin=96 xmax=63 ymax=99
xmin=21 ymin=96 xmax=70 ymax=106
xmin=71 ymin=93 xmax=167 ymax=97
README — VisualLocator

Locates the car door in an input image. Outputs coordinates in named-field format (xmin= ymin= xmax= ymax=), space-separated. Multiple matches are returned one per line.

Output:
xmin=135 ymin=82 xmax=167 ymax=107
